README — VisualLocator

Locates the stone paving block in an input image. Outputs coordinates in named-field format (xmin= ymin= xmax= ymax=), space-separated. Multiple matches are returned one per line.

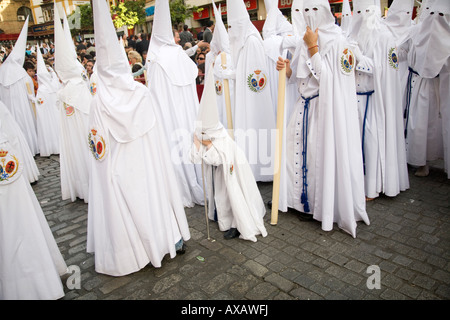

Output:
xmin=243 ymin=260 xmax=269 ymax=278
xmin=264 ymin=273 xmax=295 ymax=292
xmin=245 ymin=282 xmax=278 ymax=300
xmin=100 ymin=276 xmax=132 ymax=295
xmin=152 ymin=273 xmax=183 ymax=294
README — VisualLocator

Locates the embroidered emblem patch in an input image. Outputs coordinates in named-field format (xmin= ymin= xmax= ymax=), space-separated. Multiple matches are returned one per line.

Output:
xmin=340 ymin=48 xmax=355 ymax=75
xmin=81 ymin=71 xmax=88 ymax=82
xmin=64 ymin=102 xmax=75 ymax=116
xmin=88 ymin=128 xmax=107 ymax=161
xmin=247 ymin=70 xmax=267 ymax=93
xmin=0 ymin=149 xmax=21 ymax=184
xmin=230 ymin=164 xmax=234 ymax=175
xmin=388 ymin=47 xmax=399 ymax=70
xmin=90 ymin=82 xmax=97 ymax=96
xmin=215 ymin=80 xmax=223 ymax=95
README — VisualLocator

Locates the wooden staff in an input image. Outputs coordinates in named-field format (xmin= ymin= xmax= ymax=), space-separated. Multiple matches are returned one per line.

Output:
xmin=26 ymin=82 xmax=36 ymax=118
xmin=270 ymin=64 xmax=286 ymax=226
xmin=220 ymin=52 xmax=234 ymax=140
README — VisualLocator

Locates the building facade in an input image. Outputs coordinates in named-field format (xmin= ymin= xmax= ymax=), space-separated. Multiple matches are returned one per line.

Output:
xmin=0 ymin=0 xmax=35 ymax=41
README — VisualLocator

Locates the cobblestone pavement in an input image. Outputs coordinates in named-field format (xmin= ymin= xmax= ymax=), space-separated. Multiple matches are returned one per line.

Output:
xmin=31 ymin=155 xmax=449 ymax=303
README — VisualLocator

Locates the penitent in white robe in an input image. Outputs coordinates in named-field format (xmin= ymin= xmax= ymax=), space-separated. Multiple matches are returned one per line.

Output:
xmin=146 ymin=46 xmax=204 ymax=208
xmin=0 ymin=101 xmax=40 ymax=183
xmin=190 ymin=127 xmax=267 ymax=242
xmin=58 ymin=79 xmax=91 ymax=203
xmin=0 ymin=139 xmax=67 ymax=300
xmin=87 ymin=93 xmax=191 ymax=276
xmin=281 ymin=36 xmax=369 ymax=237
xmin=35 ymin=68 xmax=61 ymax=157
xmin=233 ymin=34 xmax=276 ymax=182
xmin=0 ymin=75 xmax=39 ymax=156
xmin=402 ymin=39 xmax=443 ymax=168
xmin=354 ymin=32 xmax=409 ymax=198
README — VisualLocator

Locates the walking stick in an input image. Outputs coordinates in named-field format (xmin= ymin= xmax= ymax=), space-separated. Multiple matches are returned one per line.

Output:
xmin=220 ymin=52 xmax=234 ymax=140
xmin=200 ymin=143 xmax=215 ymax=242
xmin=270 ymin=63 xmax=286 ymax=226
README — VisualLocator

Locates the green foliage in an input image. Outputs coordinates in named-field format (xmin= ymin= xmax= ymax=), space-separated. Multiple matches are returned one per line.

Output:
xmin=67 ymin=0 xmax=145 ymax=33
xmin=111 ymin=0 xmax=146 ymax=30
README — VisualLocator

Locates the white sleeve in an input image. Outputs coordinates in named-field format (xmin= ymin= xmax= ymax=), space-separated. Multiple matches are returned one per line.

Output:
xmin=190 ymin=143 xmax=222 ymax=166
xmin=185 ymin=45 xmax=198 ymax=57
xmin=306 ymin=52 xmax=322 ymax=81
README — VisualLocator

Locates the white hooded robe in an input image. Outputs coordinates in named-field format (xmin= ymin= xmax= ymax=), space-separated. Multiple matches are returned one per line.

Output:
xmin=86 ymin=0 xmax=191 ymax=277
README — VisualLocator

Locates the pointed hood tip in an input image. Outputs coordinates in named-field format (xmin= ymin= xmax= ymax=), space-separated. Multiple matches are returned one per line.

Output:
xmin=0 ymin=16 xmax=30 ymax=86
xmin=92 ymin=0 xmax=131 ymax=77
xmin=149 ymin=0 xmax=176 ymax=55
xmin=196 ymin=65 xmax=222 ymax=139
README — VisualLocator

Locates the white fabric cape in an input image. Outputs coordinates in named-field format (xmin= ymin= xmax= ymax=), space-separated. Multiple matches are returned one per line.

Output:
xmin=57 ymin=86 xmax=91 ymax=203
xmin=146 ymin=52 xmax=204 ymax=207
xmin=315 ymin=40 xmax=370 ymax=237
xmin=86 ymin=0 xmax=191 ymax=277
xmin=355 ymin=24 xmax=410 ymax=198
xmin=440 ymin=60 xmax=450 ymax=178
xmin=402 ymin=38 xmax=444 ymax=169
xmin=190 ymin=127 xmax=267 ymax=242
xmin=87 ymin=99 xmax=191 ymax=276
xmin=232 ymin=34 xmax=276 ymax=182
xmin=0 ymin=101 xmax=40 ymax=183
xmin=0 ymin=76 xmax=39 ymax=155
xmin=0 ymin=138 xmax=66 ymax=299
xmin=36 ymin=51 xmax=61 ymax=157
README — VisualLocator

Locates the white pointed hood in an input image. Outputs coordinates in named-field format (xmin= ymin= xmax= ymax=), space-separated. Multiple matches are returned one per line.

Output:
xmin=148 ymin=0 xmax=176 ymax=55
xmin=36 ymin=45 xmax=57 ymax=94
xmin=195 ymin=65 xmax=226 ymax=141
xmin=291 ymin=0 xmax=306 ymax=37
xmin=412 ymin=0 xmax=450 ymax=78
xmin=147 ymin=0 xmax=197 ymax=86
xmin=210 ymin=0 xmax=230 ymax=56
xmin=62 ymin=7 xmax=77 ymax=59
xmin=92 ymin=0 xmax=155 ymax=143
xmin=341 ymin=0 xmax=352 ymax=36
xmin=227 ymin=0 xmax=261 ymax=68
xmin=417 ymin=0 xmax=437 ymax=23
xmin=263 ymin=0 xmax=293 ymax=63
xmin=383 ymin=0 xmax=414 ymax=46
xmin=262 ymin=0 xmax=293 ymax=39
xmin=54 ymin=3 xmax=87 ymax=85
xmin=297 ymin=0 xmax=342 ymax=79
xmin=0 ymin=17 xmax=30 ymax=86
xmin=348 ymin=0 xmax=373 ymax=41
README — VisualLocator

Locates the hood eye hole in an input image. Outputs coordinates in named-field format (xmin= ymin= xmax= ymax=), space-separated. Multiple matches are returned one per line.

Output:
xmin=357 ymin=10 xmax=361 ymax=14
xmin=430 ymin=11 xmax=435 ymax=15
xmin=313 ymin=7 xmax=318 ymax=11
xmin=439 ymin=12 xmax=444 ymax=16
xmin=295 ymin=9 xmax=299 ymax=12
xmin=305 ymin=8 xmax=309 ymax=12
